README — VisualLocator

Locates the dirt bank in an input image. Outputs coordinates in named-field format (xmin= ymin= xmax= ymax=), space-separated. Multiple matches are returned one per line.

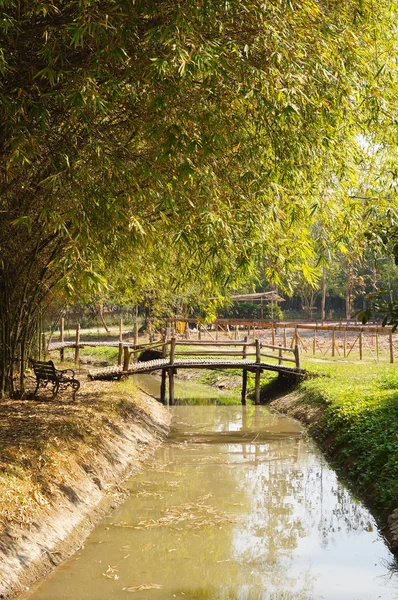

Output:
xmin=0 ymin=377 xmax=170 ymax=599
xmin=269 ymin=391 xmax=398 ymax=553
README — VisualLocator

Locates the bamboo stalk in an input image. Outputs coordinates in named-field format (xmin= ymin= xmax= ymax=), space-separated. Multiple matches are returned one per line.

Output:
xmin=42 ymin=332 xmax=47 ymax=360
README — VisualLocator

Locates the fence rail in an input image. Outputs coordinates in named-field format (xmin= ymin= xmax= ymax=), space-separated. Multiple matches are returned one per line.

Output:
xmin=46 ymin=318 xmax=396 ymax=366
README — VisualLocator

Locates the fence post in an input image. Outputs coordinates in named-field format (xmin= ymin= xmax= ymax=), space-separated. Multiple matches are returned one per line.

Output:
xmin=74 ymin=323 xmax=80 ymax=364
xmin=294 ymin=344 xmax=301 ymax=369
xmin=255 ymin=339 xmax=261 ymax=363
xmin=313 ymin=327 xmax=316 ymax=356
xmin=60 ymin=317 xmax=64 ymax=362
xmin=343 ymin=327 xmax=347 ymax=358
xmin=291 ymin=325 xmax=298 ymax=349
xmin=390 ymin=330 xmax=394 ymax=364
xmin=359 ymin=328 xmax=363 ymax=361
xmin=331 ymin=327 xmax=336 ymax=358
xmin=278 ymin=344 xmax=283 ymax=365
xmin=376 ymin=327 xmax=379 ymax=363
xmin=123 ymin=346 xmax=130 ymax=372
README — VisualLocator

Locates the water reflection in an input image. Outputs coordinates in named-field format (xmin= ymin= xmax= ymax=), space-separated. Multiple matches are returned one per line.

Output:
xmin=23 ymin=404 xmax=398 ymax=600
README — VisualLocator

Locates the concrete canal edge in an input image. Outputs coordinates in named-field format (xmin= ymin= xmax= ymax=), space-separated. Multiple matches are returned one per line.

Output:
xmin=0 ymin=390 xmax=171 ymax=600
xmin=269 ymin=392 xmax=398 ymax=554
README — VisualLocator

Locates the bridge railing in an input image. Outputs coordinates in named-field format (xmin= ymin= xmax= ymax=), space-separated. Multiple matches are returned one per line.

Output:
xmin=120 ymin=337 xmax=300 ymax=371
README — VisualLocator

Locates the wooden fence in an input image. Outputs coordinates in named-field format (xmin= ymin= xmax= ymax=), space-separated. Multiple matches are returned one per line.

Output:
xmin=47 ymin=318 xmax=397 ymax=365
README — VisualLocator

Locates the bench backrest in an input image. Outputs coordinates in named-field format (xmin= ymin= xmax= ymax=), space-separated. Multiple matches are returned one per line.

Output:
xmin=31 ymin=360 xmax=57 ymax=381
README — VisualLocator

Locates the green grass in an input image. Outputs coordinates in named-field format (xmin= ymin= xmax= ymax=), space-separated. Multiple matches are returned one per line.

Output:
xmin=296 ymin=358 xmax=398 ymax=513
xmin=60 ymin=346 xmax=119 ymax=364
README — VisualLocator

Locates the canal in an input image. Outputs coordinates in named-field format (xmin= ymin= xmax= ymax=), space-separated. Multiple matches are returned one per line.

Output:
xmin=22 ymin=377 xmax=398 ymax=600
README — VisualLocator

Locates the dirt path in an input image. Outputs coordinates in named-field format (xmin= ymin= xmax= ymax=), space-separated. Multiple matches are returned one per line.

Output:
xmin=0 ymin=377 xmax=170 ymax=599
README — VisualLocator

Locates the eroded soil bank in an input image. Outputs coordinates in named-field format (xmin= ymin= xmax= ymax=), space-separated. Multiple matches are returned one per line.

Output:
xmin=269 ymin=390 xmax=398 ymax=553
xmin=0 ymin=377 xmax=170 ymax=600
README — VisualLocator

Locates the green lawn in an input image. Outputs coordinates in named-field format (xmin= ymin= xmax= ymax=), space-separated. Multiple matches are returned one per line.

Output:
xmin=296 ymin=358 xmax=398 ymax=512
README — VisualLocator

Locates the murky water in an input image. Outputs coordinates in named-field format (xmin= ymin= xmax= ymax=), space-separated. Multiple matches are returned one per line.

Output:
xmin=23 ymin=380 xmax=398 ymax=600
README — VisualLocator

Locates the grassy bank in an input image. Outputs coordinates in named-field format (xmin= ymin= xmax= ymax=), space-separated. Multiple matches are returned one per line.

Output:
xmin=270 ymin=358 xmax=398 ymax=549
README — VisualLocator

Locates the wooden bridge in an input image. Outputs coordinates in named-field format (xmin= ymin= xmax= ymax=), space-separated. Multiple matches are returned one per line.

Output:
xmin=82 ymin=338 xmax=304 ymax=405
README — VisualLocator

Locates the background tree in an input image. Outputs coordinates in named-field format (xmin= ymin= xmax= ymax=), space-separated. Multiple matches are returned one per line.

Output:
xmin=1 ymin=0 xmax=396 ymax=394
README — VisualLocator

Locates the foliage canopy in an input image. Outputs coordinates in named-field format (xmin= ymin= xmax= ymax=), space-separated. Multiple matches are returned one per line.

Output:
xmin=1 ymin=0 xmax=397 ymax=392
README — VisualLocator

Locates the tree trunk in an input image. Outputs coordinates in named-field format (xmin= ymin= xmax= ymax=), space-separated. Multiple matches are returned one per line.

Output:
xmin=98 ymin=304 xmax=109 ymax=333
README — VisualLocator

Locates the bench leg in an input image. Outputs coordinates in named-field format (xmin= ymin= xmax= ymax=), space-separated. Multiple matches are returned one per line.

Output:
xmin=33 ymin=381 xmax=40 ymax=400
xmin=52 ymin=382 xmax=59 ymax=398
xmin=72 ymin=380 xmax=80 ymax=401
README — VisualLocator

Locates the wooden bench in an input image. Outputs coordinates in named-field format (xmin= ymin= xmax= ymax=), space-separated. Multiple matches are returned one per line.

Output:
xmin=30 ymin=359 xmax=80 ymax=401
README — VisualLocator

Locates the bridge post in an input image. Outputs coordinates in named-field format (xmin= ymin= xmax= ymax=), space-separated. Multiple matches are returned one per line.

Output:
xmin=278 ymin=344 xmax=282 ymax=365
xmin=123 ymin=346 xmax=130 ymax=372
xmin=160 ymin=370 xmax=167 ymax=404
xmin=118 ymin=343 xmax=123 ymax=366
xmin=168 ymin=337 xmax=176 ymax=405
xmin=241 ymin=336 xmax=248 ymax=405
xmin=254 ymin=370 xmax=261 ymax=405
xmin=294 ymin=344 xmax=301 ymax=369
xmin=255 ymin=339 xmax=261 ymax=405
